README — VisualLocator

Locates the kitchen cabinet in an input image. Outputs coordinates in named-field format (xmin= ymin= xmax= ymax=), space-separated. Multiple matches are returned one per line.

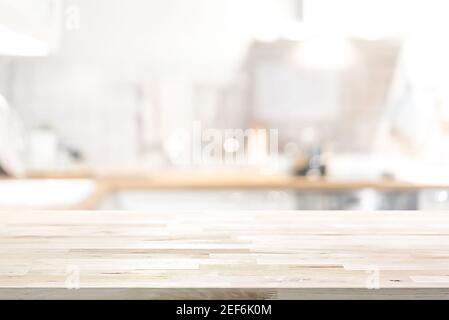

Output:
xmin=100 ymin=189 xmax=422 ymax=211
xmin=419 ymin=190 xmax=449 ymax=210
xmin=92 ymin=172 xmax=445 ymax=210
xmin=100 ymin=190 xmax=297 ymax=211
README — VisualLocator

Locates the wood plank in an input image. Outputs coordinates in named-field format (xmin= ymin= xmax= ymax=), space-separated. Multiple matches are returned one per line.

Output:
xmin=2 ymin=210 xmax=449 ymax=299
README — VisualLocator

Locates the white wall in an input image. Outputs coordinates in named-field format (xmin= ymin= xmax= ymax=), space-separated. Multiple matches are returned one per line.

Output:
xmin=9 ymin=0 xmax=297 ymax=166
xmin=0 ymin=0 xmax=61 ymax=54
xmin=61 ymin=0 xmax=296 ymax=75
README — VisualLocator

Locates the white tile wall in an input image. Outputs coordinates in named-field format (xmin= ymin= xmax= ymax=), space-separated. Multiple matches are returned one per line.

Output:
xmin=6 ymin=0 xmax=298 ymax=166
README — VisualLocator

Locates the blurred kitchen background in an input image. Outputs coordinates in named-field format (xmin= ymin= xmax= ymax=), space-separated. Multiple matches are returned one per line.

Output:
xmin=1 ymin=0 xmax=449 ymax=211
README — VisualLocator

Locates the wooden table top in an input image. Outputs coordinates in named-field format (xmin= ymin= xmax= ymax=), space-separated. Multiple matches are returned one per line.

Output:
xmin=2 ymin=210 xmax=449 ymax=299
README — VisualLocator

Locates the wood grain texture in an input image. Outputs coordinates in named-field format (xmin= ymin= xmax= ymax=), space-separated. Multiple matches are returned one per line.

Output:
xmin=2 ymin=210 xmax=449 ymax=299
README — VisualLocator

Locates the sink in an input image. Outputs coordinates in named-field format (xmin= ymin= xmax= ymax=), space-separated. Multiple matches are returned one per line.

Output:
xmin=0 ymin=179 xmax=97 ymax=209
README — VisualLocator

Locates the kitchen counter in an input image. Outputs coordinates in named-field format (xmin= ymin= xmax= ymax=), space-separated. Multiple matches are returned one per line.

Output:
xmin=2 ymin=170 xmax=449 ymax=210
xmin=2 ymin=210 xmax=449 ymax=299
xmin=25 ymin=169 xmax=449 ymax=191
xmin=24 ymin=170 xmax=449 ymax=210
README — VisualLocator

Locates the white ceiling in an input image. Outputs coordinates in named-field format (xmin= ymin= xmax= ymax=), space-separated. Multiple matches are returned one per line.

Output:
xmin=60 ymin=0 xmax=297 ymax=69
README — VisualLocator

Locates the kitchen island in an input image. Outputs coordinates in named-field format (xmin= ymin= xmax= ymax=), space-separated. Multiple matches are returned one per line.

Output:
xmin=1 ymin=210 xmax=449 ymax=299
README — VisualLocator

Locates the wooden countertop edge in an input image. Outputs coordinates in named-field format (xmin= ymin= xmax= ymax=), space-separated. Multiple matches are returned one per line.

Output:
xmin=3 ymin=172 xmax=449 ymax=210
xmin=52 ymin=178 xmax=449 ymax=210
xmin=19 ymin=170 xmax=449 ymax=190
xmin=101 ymin=179 xmax=436 ymax=191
